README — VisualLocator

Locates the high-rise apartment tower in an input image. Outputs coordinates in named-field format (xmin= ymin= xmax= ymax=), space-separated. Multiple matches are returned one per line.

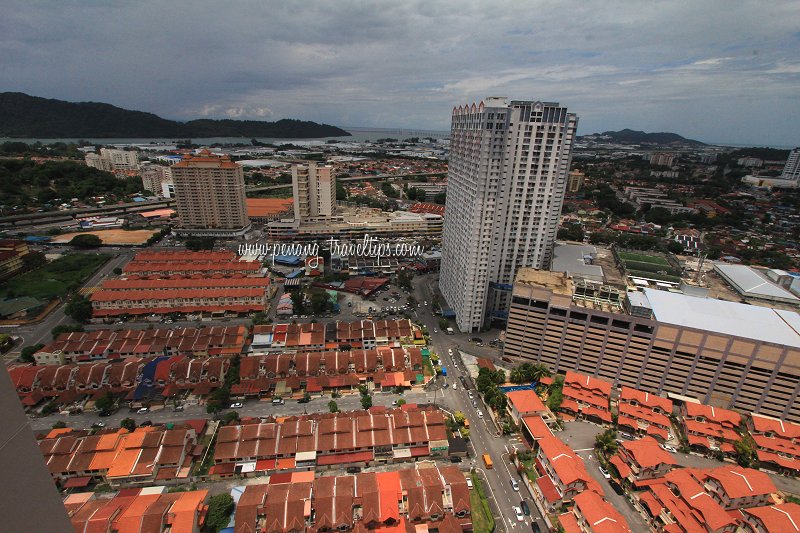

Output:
xmin=172 ymin=150 xmax=250 ymax=236
xmin=781 ymin=147 xmax=800 ymax=184
xmin=292 ymin=162 xmax=336 ymax=221
xmin=439 ymin=98 xmax=578 ymax=332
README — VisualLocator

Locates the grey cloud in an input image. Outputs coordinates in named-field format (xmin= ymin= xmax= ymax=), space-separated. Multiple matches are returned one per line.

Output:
xmin=0 ymin=0 xmax=798 ymax=145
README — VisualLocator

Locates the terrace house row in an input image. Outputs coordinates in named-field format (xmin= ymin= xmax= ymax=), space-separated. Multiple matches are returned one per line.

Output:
xmin=233 ymin=464 xmax=471 ymax=533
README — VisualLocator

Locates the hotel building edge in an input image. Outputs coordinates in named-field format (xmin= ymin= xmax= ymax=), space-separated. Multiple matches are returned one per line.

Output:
xmin=503 ymin=269 xmax=800 ymax=422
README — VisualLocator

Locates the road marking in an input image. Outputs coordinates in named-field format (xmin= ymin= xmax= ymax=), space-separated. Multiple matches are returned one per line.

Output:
xmin=574 ymin=448 xmax=594 ymax=452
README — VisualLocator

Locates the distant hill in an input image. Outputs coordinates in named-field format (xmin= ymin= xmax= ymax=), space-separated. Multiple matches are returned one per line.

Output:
xmin=584 ymin=128 xmax=706 ymax=146
xmin=0 ymin=92 xmax=350 ymax=138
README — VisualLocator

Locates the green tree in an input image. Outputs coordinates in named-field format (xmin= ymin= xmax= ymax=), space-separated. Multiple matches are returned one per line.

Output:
xmin=0 ymin=334 xmax=11 ymax=353
xmin=252 ymin=312 xmax=267 ymax=325
xmin=65 ymin=294 xmax=93 ymax=323
xmin=206 ymin=493 xmax=235 ymax=533
xmin=433 ymin=192 xmax=446 ymax=205
xmin=19 ymin=343 xmax=44 ymax=363
xmin=112 ymin=267 xmax=122 ymax=275
xmin=667 ymin=241 xmax=684 ymax=254
xmin=223 ymin=411 xmax=240 ymax=425
xmin=184 ymin=236 xmax=215 ymax=251
xmin=734 ymin=433 xmax=759 ymax=468
xmin=438 ymin=318 xmax=449 ymax=330
xmin=120 ymin=418 xmax=136 ymax=432
xmin=52 ymin=420 xmax=67 ymax=429
xmin=397 ymin=399 xmax=406 ymax=407
xmin=594 ymin=428 xmax=619 ymax=456
xmin=51 ymin=324 xmax=84 ymax=339
xmin=95 ymin=391 xmax=114 ymax=413
xmin=454 ymin=411 xmax=466 ymax=426
xmin=290 ymin=291 xmax=305 ymax=314
xmin=328 ymin=400 xmax=339 ymax=413
xmin=69 ymin=234 xmax=102 ymax=248
xmin=309 ymin=290 xmax=330 ymax=314
xmin=361 ymin=395 xmax=373 ymax=409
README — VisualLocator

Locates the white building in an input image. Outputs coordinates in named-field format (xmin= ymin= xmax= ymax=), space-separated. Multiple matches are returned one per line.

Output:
xmin=439 ymin=98 xmax=578 ymax=332
xmin=140 ymin=164 xmax=173 ymax=197
xmin=85 ymin=148 xmax=140 ymax=173
xmin=292 ymin=162 xmax=336 ymax=221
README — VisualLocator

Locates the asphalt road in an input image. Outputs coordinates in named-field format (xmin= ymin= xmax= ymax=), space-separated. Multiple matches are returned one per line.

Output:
xmin=411 ymin=274 xmax=541 ymax=530
xmin=29 ymin=388 xmax=436 ymax=433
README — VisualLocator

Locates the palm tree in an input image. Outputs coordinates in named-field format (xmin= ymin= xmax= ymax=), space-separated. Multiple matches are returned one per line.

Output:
xmin=531 ymin=364 xmax=551 ymax=382
xmin=594 ymin=428 xmax=618 ymax=457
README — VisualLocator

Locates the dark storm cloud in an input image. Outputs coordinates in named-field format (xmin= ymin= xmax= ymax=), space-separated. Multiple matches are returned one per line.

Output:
xmin=1 ymin=0 xmax=798 ymax=145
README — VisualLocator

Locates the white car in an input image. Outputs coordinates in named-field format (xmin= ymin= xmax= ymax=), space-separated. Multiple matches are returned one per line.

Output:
xmin=448 ymin=349 xmax=453 ymax=355
xmin=599 ymin=466 xmax=611 ymax=479
xmin=137 ymin=407 xmax=149 ymax=414
xmin=452 ymin=383 xmax=458 ymax=390
xmin=513 ymin=506 xmax=524 ymax=522
xmin=466 ymin=477 xmax=473 ymax=489
xmin=468 ymin=391 xmax=473 ymax=398
xmin=230 ymin=402 xmax=243 ymax=409
xmin=477 ymin=410 xmax=483 ymax=418
xmin=433 ymin=328 xmax=438 ymax=333
xmin=511 ymin=479 xmax=520 ymax=491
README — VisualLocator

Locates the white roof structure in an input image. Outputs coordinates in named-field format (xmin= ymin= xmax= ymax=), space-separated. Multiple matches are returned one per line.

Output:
xmin=714 ymin=263 xmax=800 ymax=305
xmin=552 ymin=243 xmax=604 ymax=282
xmin=643 ymin=288 xmax=800 ymax=348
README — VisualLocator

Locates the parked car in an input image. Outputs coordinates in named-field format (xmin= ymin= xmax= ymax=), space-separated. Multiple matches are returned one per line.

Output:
xmin=230 ymin=402 xmax=244 ymax=409
xmin=137 ymin=407 xmax=149 ymax=414
xmin=513 ymin=506 xmax=524 ymax=521
xmin=272 ymin=398 xmax=284 ymax=405
xmin=140 ymin=420 xmax=153 ymax=427
xmin=173 ymin=405 xmax=184 ymax=412
xmin=91 ymin=422 xmax=105 ymax=429
xmin=599 ymin=466 xmax=611 ymax=479
xmin=466 ymin=477 xmax=473 ymax=489
xmin=520 ymin=500 xmax=530 ymax=516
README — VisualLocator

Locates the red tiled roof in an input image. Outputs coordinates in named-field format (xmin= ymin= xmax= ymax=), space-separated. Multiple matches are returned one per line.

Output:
xmin=316 ymin=451 xmax=373 ymax=466
xmin=705 ymin=466 xmax=776 ymax=499
xmin=743 ymin=503 xmax=800 ymax=532
xmin=573 ymin=490 xmax=632 ymax=533
xmin=536 ymin=475 xmax=561 ymax=504
xmin=621 ymin=437 xmax=677 ymax=469
xmin=507 ymin=389 xmax=546 ymax=415
xmin=610 ymin=455 xmax=632 ymax=479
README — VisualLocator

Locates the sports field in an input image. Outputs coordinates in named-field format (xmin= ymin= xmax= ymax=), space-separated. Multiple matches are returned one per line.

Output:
xmin=617 ymin=251 xmax=670 ymax=266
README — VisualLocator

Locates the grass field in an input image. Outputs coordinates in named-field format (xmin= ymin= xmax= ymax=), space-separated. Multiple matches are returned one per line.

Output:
xmin=627 ymin=270 xmax=682 ymax=284
xmin=0 ymin=253 xmax=110 ymax=301
xmin=471 ymin=472 xmax=495 ymax=533
xmin=617 ymin=251 xmax=670 ymax=266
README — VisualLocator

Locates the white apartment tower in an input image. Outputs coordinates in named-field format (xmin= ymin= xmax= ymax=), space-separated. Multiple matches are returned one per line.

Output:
xmin=439 ymin=98 xmax=578 ymax=333
xmin=781 ymin=147 xmax=800 ymax=184
xmin=292 ymin=162 xmax=336 ymax=221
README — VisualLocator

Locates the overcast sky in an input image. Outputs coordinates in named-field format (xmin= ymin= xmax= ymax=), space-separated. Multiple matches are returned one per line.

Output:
xmin=2 ymin=1 xmax=798 ymax=145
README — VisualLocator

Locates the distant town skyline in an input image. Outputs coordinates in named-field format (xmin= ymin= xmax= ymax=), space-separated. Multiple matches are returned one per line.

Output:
xmin=2 ymin=1 xmax=798 ymax=146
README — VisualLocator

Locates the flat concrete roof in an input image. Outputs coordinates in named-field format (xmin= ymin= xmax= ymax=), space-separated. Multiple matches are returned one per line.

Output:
xmin=643 ymin=288 xmax=800 ymax=348
xmin=713 ymin=263 xmax=799 ymax=303
xmin=516 ymin=268 xmax=573 ymax=296
xmin=551 ymin=243 xmax=604 ymax=282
